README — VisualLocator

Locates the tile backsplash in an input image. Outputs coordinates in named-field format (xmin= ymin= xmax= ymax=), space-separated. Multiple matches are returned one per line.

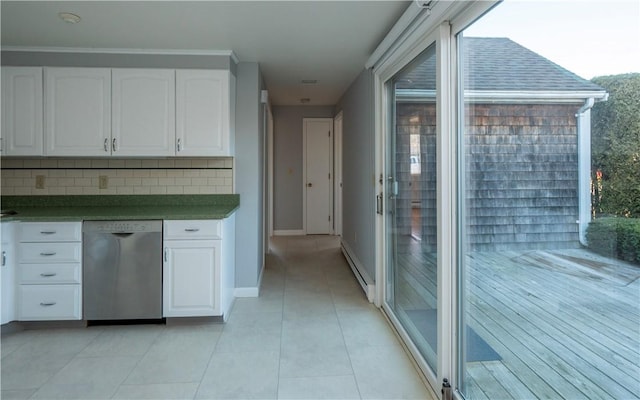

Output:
xmin=1 ymin=157 xmax=233 ymax=196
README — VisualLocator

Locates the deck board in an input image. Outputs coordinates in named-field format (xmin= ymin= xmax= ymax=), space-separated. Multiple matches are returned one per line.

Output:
xmin=471 ymin=252 xmax=640 ymax=348
xmin=470 ymin=254 xmax=640 ymax=371
xmin=471 ymin=277 xmax=635 ymax=399
xmin=392 ymin=235 xmax=640 ymax=399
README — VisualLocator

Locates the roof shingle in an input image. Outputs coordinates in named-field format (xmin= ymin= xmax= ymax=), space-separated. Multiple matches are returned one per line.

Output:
xmin=395 ymin=37 xmax=605 ymax=92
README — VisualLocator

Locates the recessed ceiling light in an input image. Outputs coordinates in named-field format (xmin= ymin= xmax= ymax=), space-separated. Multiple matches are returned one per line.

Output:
xmin=301 ymin=80 xmax=318 ymax=84
xmin=58 ymin=12 xmax=81 ymax=24
xmin=300 ymin=98 xmax=311 ymax=104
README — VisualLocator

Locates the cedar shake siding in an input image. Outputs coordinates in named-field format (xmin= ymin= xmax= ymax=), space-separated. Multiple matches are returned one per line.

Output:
xmin=393 ymin=37 xmax=606 ymax=251
xmin=396 ymin=102 xmax=581 ymax=252
xmin=464 ymin=103 xmax=580 ymax=251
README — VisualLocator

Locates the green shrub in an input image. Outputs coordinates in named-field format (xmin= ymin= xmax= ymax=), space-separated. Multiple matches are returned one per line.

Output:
xmin=591 ymin=73 xmax=640 ymax=218
xmin=586 ymin=217 xmax=640 ymax=264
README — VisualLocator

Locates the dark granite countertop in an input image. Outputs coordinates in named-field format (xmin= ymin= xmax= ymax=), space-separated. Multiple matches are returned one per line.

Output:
xmin=0 ymin=195 xmax=239 ymax=221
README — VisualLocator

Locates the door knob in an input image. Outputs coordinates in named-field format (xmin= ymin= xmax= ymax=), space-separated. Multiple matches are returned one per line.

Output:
xmin=307 ymin=183 xmax=313 ymax=187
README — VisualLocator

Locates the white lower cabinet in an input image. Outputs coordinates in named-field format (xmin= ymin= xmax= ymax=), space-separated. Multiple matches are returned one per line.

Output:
xmin=17 ymin=222 xmax=82 ymax=321
xmin=1 ymin=222 xmax=17 ymax=324
xmin=163 ymin=218 xmax=234 ymax=319
xmin=18 ymin=285 xmax=81 ymax=320
xmin=163 ymin=240 xmax=220 ymax=317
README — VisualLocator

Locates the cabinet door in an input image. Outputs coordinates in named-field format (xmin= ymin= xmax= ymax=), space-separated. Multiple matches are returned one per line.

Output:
xmin=176 ymin=70 xmax=230 ymax=156
xmin=163 ymin=240 xmax=220 ymax=317
xmin=44 ymin=68 xmax=111 ymax=156
xmin=1 ymin=67 xmax=43 ymax=156
xmin=112 ymin=69 xmax=175 ymax=156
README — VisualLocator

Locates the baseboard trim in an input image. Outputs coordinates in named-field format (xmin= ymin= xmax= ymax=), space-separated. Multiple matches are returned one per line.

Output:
xmin=234 ymin=287 xmax=259 ymax=297
xmin=273 ymin=229 xmax=305 ymax=236
xmin=341 ymin=240 xmax=376 ymax=302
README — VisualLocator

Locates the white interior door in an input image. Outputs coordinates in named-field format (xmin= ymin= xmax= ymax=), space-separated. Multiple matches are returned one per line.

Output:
xmin=304 ymin=118 xmax=333 ymax=235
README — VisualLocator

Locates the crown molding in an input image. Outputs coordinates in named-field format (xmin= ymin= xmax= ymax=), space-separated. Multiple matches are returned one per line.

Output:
xmin=1 ymin=46 xmax=239 ymax=64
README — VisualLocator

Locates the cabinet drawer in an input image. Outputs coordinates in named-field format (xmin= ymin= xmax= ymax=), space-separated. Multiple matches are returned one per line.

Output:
xmin=19 ymin=263 xmax=81 ymax=284
xmin=164 ymin=220 xmax=221 ymax=240
xmin=19 ymin=222 xmax=82 ymax=242
xmin=18 ymin=284 xmax=81 ymax=320
xmin=19 ymin=242 xmax=82 ymax=263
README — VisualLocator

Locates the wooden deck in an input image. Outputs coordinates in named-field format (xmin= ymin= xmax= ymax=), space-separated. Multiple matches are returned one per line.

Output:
xmin=393 ymin=236 xmax=640 ymax=399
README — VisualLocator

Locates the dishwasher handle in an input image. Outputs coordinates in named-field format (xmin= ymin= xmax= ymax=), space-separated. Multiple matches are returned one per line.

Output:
xmin=111 ymin=232 xmax=134 ymax=238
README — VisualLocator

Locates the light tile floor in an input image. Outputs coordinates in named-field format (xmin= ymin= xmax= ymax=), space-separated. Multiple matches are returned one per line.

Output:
xmin=1 ymin=235 xmax=433 ymax=400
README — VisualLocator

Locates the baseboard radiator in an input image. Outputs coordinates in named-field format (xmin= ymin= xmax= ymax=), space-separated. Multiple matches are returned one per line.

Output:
xmin=340 ymin=241 xmax=376 ymax=302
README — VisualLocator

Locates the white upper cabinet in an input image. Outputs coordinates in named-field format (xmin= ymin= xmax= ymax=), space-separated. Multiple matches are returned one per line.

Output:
xmin=1 ymin=67 xmax=44 ymax=156
xmin=176 ymin=70 xmax=232 ymax=156
xmin=112 ymin=69 xmax=175 ymax=156
xmin=44 ymin=68 xmax=111 ymax=156
xmin=18 ymin=66 xmax=232 ymax=158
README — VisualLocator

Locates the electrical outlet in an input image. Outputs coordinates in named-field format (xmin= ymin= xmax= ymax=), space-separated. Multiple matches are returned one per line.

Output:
xmin=99 ymin=175 xmax=109 ymax=189
xmin=35 ymin=175 xmax=45 ymax=189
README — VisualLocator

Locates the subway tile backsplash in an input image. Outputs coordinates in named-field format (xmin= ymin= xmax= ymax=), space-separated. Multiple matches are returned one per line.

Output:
xmin=1 ymin=157 xmax=233 ymax=196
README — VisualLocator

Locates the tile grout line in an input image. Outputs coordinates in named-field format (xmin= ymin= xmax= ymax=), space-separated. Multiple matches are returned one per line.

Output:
xmin=192 ymin=323 xmax=226 ymax=399
xmin=111 ymin=325 xmax=169 ymax=398
xmin=275 ymin=235 xmax=295 ymax=399
xmin=31 ymin=327 xmax=107 ymax=398
xmin=328 ymin=250 xmax=365 ymax=400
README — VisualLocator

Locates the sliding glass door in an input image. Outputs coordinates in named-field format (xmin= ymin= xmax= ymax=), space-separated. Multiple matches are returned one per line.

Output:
xmin=384 ymin=43 xmax=439 ymax=374
xmin=379 ymin=2 xmax=638 ymax=399
xmin=456 ymin=2 xmax=640 ymax=399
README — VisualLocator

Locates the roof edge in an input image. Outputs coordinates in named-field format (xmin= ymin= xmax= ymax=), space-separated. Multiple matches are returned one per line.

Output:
xmin=396 ymin=89 xmax=608 ymax=103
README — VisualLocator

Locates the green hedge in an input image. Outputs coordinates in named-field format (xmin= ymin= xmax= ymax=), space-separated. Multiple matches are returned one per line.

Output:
xmin=586 ymin=218 xmax=640 ymax=264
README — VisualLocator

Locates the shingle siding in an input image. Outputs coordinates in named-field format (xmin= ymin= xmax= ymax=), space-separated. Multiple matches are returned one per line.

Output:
xmin=396 ymin=103 xmax=580 ymax=251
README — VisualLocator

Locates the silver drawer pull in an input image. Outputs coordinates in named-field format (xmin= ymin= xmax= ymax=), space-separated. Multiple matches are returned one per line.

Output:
xmin=40 ymin=252 xmax=57 ymax=256
xmin=40 ymin=273 xmax=57 ymax=277
xmin=40 ymin=302 xmax=56 ymax=307
xmin=40 ymin=231 xmax=57 ymax=235
xmin=184 ymin=228 xmax=200 ymax=232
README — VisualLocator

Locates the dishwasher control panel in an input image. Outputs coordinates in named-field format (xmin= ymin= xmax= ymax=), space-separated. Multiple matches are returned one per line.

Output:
xmin=83 ymin=220 xmax=162 ymax=233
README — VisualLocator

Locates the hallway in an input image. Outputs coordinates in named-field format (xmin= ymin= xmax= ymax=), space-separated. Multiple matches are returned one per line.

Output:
xmin=1 ymin=235 xmax=431 ymax=399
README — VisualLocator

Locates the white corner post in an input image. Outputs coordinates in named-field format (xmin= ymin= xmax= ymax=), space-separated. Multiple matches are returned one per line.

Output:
xmin=576 ymin=98 xmax=594 ymax=246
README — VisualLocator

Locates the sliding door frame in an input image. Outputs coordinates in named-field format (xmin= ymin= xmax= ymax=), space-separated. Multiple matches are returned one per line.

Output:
xmin=374 ymin=20 xmax=454 ymax=397
xmin=372 ymin=1 xmax=498 ymax=398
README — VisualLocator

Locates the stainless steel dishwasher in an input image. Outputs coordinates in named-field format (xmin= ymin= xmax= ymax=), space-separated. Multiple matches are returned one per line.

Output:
xmin=83 ymin=220 xmax=162 ymax=321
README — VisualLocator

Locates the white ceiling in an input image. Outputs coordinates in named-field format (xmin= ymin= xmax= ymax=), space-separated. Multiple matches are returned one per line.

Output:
xmin=1 ymin=1 xmax=410 ymax=106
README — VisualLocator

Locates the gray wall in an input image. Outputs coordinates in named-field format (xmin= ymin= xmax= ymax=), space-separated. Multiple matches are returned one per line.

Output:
xmin=272 ymin=105 xmax=335 ymax=231
xmin=335 ymin=69 xmax=376 ymax=280
xmin=235 ymin=62 xmax=265 ymax=288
